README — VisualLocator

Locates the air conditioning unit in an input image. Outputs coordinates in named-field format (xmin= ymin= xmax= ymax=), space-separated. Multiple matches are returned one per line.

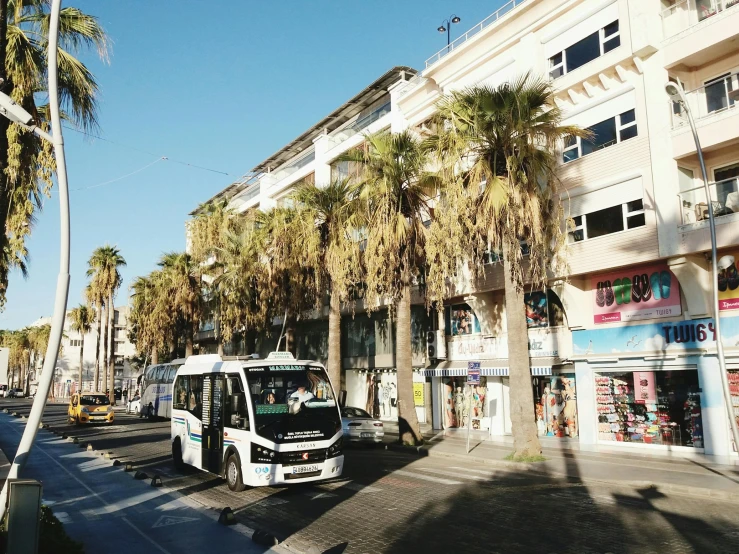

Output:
xmin=427 ymin=330 xmax=446 ymax=360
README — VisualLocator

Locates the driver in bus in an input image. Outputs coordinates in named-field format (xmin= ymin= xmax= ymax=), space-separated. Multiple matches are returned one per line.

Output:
xmin=290 ymin=383 xmax=314 ymax=404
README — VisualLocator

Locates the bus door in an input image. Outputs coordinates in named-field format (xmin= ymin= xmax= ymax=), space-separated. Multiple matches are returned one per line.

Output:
xmin=201 ymin=374 xmax=225 ymax=474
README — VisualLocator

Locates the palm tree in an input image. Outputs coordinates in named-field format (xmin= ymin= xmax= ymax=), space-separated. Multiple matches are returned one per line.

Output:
xmin=129 ymin=271 xmax=175 ymax=364
xmin=69 ymin=304 xmax=93 ymax=394
xmin=340 ymin=130 xmax=439 ymax=445
xmin=158 ymin=252 xmax=200 ymax=357
xmin=0 ymin=1 xmax=109 ymax=308
xmin=290 ymin=179 xmax=361 ymax=390
xmin=85 ymin=282 xmax=105 ymax=392
xmin=426 ymin=74 xmax=585 ymax=458
xmin=87 ymin=245 xmax=126 ymax=403
xmin=26 ymin=324 xmax=51 ymax=396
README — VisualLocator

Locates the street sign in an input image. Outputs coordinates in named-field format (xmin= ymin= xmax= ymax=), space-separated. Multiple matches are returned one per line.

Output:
xmin=467 ymin=362 xmax=481 ymax=385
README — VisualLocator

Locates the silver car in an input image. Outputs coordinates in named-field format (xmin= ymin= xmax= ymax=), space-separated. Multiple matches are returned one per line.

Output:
xmin=341 ymin=406 xmax=384 ymax=444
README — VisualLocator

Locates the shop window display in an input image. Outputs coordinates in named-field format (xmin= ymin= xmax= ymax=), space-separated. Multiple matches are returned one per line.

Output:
xmin=525 ymin=290 xmax=566 ymax=329
xmin=363 ymin=373 xmax=398 ymax=421
xmin=729 ymin=370 xmax=739 ymax=433
xmin=443 ymin=377 xmax=487 ymax=429
xmin=533 ymin=375 xmax=578 ymax=438
xmin=445 ymin=303 xmax=482 ymax=336
xmin=595 ymin=370 xmax=702 ymax=447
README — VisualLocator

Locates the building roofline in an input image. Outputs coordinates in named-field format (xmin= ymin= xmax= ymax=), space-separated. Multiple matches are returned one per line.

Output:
xmin=191 ymin=65 xmax=417 ymax=215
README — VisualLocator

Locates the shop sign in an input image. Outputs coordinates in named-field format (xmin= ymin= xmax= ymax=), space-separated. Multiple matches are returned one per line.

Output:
xmin=413 ymin=382 xmax=424 ymax=407
xmin=718 ymin=253 xmax=739 ymax=311
xmin=573 ymin=315 xmax=739 ymax=355
xmin=467 ymin=362 xmax=481 ymax=385
xmin=591 ymin=263 xmax=681 ymax=324
xmin=497 ymin=328 xmax=563 ymax=358
xmin=633 ymin=371 xmax=656 ymax=404
xmin=447 ymin=336 xmax=497 ymax=361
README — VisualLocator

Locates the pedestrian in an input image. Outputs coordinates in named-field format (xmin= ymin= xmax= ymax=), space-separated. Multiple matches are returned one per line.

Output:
xmin=122 ymin=388 xmax=128 ymax=403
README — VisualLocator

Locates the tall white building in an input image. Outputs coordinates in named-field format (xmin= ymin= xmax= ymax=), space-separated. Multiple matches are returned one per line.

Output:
xmin=193 ymin=0 xmax=739 ymax=461
xmin=30 ymin=306 xmax=138 ymax=397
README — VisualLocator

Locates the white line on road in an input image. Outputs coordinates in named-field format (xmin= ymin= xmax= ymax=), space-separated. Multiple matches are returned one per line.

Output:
xmin=448 ymin=466 xmax=526 ymax=479
xmin=392 ymin=469 xmax=462 ymax=485
xmin=418 ymin=468 xmax=488 ymax=481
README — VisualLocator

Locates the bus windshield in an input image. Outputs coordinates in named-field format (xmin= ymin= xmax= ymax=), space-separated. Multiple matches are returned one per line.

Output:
xmin=246 ymin=365 xmax=340 ymax=443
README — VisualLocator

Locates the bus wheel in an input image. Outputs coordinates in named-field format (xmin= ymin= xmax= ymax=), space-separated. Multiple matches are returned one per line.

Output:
xmin=147 ymin=404 xmax=155 ymax=421
xmin=225 ymin=454 xmax=245 ymax=492
xmin=172 ymin=438 xmax=184 ymax=470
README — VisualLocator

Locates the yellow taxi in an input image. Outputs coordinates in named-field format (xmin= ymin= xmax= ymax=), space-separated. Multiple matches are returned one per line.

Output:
xmin=68 ymin=393 xmax=115 ymax=424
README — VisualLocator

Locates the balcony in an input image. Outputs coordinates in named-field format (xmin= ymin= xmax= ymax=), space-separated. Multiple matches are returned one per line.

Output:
xmin=662 ymin=0 xmax=739 ymax=68
xmin=271 ymin=149 xmax=315 ymax=182
xmin=671 ymin=73 xmax=738 ymax=127
xmin=678 ymin=177 xmax=739 ymax=225
xmin=329 ymin=101 xmax=391 ymax=148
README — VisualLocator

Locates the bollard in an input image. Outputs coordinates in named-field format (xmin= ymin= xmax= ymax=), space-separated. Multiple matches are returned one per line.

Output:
xmin=86 ymin=444 xmax=94 ymax=452
xmin=150 ymin=475 xmax=162 ymax=487
xmin=124 ymin=462 xmax=134 ymax=472
xmin=134 ymin=471 xmax=148 ymax=480
xmin=113 ymin=460 xmax=121 ymax=467
xmin=251 ymin=530 xmax=280 ymax=546
xmin=218 ymin=507 xmax=236 ymax=526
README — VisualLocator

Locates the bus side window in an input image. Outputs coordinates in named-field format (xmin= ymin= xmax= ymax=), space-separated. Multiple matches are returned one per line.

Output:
xmin=226 ymin=375 xmax=248 ymax=430
xmin=188 ymin=375 xmax=203 ymax=420
xmin=167 ymin=367 xmax=176 ymax=382
xmin=173 ymin=376 xmax=188 ymax=410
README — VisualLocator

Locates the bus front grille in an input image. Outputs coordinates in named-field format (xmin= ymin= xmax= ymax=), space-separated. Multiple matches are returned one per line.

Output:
xmin=280 ymin=448 xmax=328 ymax=465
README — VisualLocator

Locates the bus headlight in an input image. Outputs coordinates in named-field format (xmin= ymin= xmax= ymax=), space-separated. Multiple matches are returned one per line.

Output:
xmin=327 ymin=437 xmax=342 ymax=459
xmin=81 ymin=407 xmax=89 ymax=414
xmin=251 ymin=444 xmax=276 ymax=464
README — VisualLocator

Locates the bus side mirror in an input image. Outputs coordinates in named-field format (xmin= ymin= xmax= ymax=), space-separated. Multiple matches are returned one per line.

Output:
xmin=338 ymin=390 xmax=347 ymax=408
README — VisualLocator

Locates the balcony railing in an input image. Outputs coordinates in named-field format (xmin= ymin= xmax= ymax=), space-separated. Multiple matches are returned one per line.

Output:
xmin=662 ymin=0 xmax=739 ymax=38
xmin=330 ymin=101 xmax=391 ymax=147
xmin=235 ymin=182 xmax=260 ymax=204
xmin=424 ymin=0 xmax=530 ymax=68
xmin=678 ymin=177 xmax=739 ymax=225
xmin=669 ymin=73 xmax=738 ymax=128
xmin=271 ymin=149 xmax=315 ymax=182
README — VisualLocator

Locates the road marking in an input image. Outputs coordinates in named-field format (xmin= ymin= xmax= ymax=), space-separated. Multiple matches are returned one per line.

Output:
xmin=392 ymin=469 xmax=462 ymax=485
xmin=447 ymin=466 xmax=527 ymax=479
xmin=418 ymin=468 xmax=488 ymax=481
xmin=309 ymin=492 xmax=337 ymax=500
xmin=152 ymin=515 xmax=200 ymax=528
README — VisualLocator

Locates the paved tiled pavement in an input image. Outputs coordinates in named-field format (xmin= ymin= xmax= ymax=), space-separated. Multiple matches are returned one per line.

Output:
xmin=3 ymin=398 xmax=739 ymax=553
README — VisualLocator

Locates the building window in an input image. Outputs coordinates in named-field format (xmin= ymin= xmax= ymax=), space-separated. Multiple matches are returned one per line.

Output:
xmin=549 ymin=20 xmax=620 ymax=80
xmin=563 ymin=109 xmax=637 ymax=163
xmin=714 ymin=162 xmax=739 ymax=213
xmin=704 ymin=73 xmax=735 ymax=114
xmin=445 ymin=304 xmax=481 ymax=336
xmin=524 ymin=290 xmax=566 ymax=328
xmin=568 ymin=199 xmax=645 ymax=243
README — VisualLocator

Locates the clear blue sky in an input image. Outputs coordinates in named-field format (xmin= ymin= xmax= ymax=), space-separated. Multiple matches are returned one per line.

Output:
xmin=0 ymin=0 xmax=503 ymax=330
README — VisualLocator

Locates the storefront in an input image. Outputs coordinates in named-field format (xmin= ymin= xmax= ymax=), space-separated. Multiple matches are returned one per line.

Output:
xmin=344 ymin=369 xmax=428 ymax=424
xmin=572 ymin=316 xmax=739 ymax=458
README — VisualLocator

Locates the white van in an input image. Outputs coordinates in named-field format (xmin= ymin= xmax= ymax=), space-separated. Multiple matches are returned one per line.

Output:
xmin=171 ymin=352 xmax=343 ymax=490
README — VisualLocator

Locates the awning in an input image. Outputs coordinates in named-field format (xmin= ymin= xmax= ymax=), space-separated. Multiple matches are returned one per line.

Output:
xmin=419 ymin=357 xmax=571 ymax=377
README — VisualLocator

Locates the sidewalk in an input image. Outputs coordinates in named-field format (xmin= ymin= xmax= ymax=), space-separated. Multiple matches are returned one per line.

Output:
xmin=0 ymin=413 xmax=287 ymax=554
xmin=383 ymin=422 xmax=739 ymax=502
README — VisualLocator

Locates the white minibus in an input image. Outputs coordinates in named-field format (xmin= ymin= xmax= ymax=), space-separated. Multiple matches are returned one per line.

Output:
xmin=140 ymin=359 xmax=186 ymax=419
xmin=171 ymin=352 xmax=343 ymax=490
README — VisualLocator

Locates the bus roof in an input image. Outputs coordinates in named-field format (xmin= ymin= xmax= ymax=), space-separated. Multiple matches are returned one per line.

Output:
xmin=175 ymin=354 xmax=324 ymax=376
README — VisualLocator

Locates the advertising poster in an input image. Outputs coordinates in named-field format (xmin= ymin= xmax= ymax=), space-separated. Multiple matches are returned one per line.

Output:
xmin=446 ymin=303 xmax=482 ymax=336
xmin=591 ymin=264 xmax=681 ymax=324
xmin=718 ymin=253 xmax=739 ymax=311
xmin=633 ymin=371 xmax=656 ymax=404
xmin=413 ymin=382 xmax=424 ymax=407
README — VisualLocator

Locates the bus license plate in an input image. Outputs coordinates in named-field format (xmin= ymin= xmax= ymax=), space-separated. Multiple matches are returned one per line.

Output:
xmin=292 ymin=464 xmax=319 ymax=475
xmin=360 ymin=432 xmax=374 ymax=438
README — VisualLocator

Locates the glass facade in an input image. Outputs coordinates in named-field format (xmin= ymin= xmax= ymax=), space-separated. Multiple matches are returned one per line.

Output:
xmin=595 ymin=370 xmax=702 ymax=447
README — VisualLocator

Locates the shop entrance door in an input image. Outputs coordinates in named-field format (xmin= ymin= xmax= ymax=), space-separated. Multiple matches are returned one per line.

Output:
xmin=201 ymin=374 xmax=224 ymax=474
xmin=502 ymin=378 xmax=512 ymax=435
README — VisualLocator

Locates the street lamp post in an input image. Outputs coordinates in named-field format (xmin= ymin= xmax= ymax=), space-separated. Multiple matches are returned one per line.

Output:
xmin=665 ymin=81 xmax=739 ymax=457
xmin=437 ymin=14 xmax=461 ymax=48
xmin=0 ymin=0 xmax=71 ymax=521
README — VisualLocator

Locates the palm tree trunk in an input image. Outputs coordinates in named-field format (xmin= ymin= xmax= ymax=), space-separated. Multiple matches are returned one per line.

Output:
xmin=93 ymin=306 xmax=102 ymax=391
xmin=151 ymin=346 xmax=159 ymax=365
xmin=78 ymin=333 xmax=84 ymax=394
xmin=107 ymin=294 xmax=115 ymax=404
xmin=285 ymin=316 xmax=296 ymax=356
xmin=327 ymin=286 xmax=342 ymax=392
xmin=217 ymin=342 xmax=224 ymax=356
xmin=396 ymin=280 xmax=422 ymax=445
xmin=185 ymin=311 xmax=194 ymax=357
xmin=502 ymin=239 xmax=542 ymax=458
xmin=99 ymin=303 xmax=108 ymax=394
xmin=169 ymin=334 xmax=177 ymax=361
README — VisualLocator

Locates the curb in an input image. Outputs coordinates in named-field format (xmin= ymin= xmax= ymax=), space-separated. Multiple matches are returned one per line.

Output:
xmin=386 ymin=442 xmax=739 ymax=503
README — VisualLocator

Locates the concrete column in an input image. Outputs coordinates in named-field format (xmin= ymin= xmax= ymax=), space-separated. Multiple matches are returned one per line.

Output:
xmin=697 ymin=355 xmax=731 ymax=458
xmin=431 ymin=377 xmax=442 ymax=430
xmin=487 ymin=377 xmax=505 ymax=437
xmin=575 ymin=359 xmax=598 ymax=452
xmin=312 ymin=131 xmax=332 ymax=185
xmin=668 ymin=255 xmax=712 ymax=318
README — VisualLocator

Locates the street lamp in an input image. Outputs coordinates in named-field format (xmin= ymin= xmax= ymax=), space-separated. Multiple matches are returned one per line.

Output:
xmin=665 ymin=81 xmax=739 ymax=457
xmin=0 ymin=0 xmax=70 ymax=521
xmin=438 ymin=14 xmax=461 ymax=47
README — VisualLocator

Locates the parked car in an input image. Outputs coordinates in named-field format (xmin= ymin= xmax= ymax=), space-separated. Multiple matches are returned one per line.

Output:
xmin=341 ymin=406 xmax=384 ymax=444
xmin=68 ymin=393 xmax=114 ymax=425
xmin=7 ymin=388 xmax=24 ymax=398
xmin=127 ymin=394 xmax=141 ymax=415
